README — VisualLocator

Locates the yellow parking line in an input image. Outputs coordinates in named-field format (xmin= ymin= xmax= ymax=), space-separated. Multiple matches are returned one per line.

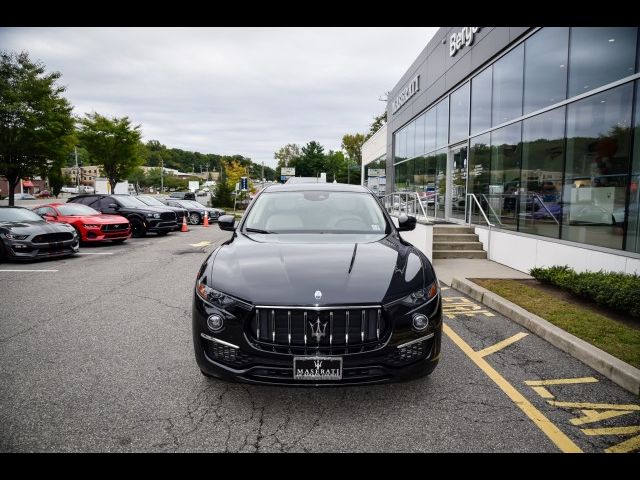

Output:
xmin=443 ymin=323 xmax=582 ymax=453
xmin=477 ymin=332 xmax=528 ymax=358
xmin=581 ymin=426 xmax=640 ymax=436
xmin=189 ymin=241 xmax=211 ymax=247
xmin=525 ymin=377 xmax=598 ymax=386
xmin=570 ymin=409 xmax=636 ymax=426
xmin=547 ymin=401 xmax=640 ymax=411
xmin=605 ymin=435 xmax=640 ymax=453
xmin=532 ymin=386 xmax=555 ymax=399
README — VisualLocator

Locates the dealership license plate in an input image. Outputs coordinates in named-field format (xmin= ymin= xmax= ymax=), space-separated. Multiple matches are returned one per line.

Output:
xmin=293 ymin=356 xmax=342 ymax=381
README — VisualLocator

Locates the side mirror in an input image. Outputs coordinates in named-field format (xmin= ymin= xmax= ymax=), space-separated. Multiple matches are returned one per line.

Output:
xmin=44 ymin=213 xmax=57 ymax=220
xmin=108 ymin=203 xmax=118 ymax=209
xmin=397 ymin=214 xmax=416 ymax=232
xmin=218 ymin=215 xmax=236 ymax=231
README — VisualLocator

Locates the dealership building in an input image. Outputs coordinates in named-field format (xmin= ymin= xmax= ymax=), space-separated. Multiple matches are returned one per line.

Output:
xmin=380 ymin=26 xmax=640 ymax=274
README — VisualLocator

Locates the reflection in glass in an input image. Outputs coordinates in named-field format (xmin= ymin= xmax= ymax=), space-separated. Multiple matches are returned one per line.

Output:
xmin=436 ymin=97 xmax=450 ymax=148
xmin=562 ymin=84 xmax=633 ymax=249
xmin=415 ymin=114 xmax=426 ymax=157
xmin=519 ymin=107 xmax=565 ymax=238
xmin=412 ymin=157 xmax=426 ymax=193
xmin=569 ymin=27 xmax=637 ymax=98
xmin=492 ymin=44 xmax=524 ymax=126
xmin=450 ymin=82 xmax=470 ymax=143
xmin=406 ymin=121 xmax=416 ymax=160
xmin=471 ymin=67 xmax=492 ymax=135
xmin=435 ymin=149 xmax=447 ymax=219
xmin=524 ymin=27 xmax=569 ymax=114
xmin=424 ymin=108 xmax=436 ymax=154
xmin=450 ymin=146 xmax=468 ymax=221
xmin=625 ymin=81 xmax=640 ymax=253
xmin=468 ymin=133 xmax=491 ymax=224
xmin=394 ymin=160 xmax=407 ymax=191
xmin=490 ymin=122 xmax=522 ymax=231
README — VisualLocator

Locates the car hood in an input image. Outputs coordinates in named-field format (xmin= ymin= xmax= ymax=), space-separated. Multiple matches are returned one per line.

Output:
xmin=66 ymin=214 xmax=129 ymax=224
xmin=207 ymin=233 xmax=429 ymax=305
xmin=0 ymin=220 xmax=75 ymax=236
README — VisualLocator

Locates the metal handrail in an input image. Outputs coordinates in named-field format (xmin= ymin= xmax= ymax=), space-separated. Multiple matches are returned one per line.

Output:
xmin=531 ymin=193 xmax=560 ymax=226
xmin=466 ymin=193 xmax=494 ymax=227
xmin=479 ymin=194 xmax=503 ymax=226
xmin=382 ymin=191 xmax=433 ymax=221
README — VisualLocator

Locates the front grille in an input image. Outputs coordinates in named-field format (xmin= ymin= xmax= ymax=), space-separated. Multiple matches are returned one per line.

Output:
xmin=250 ymin=306 xmax=387 ymax=354
xmin=101 ymin=223 xmax=128 ymax=232
xmin=204 ymin=341 xmax=252 ymax=367
xmin=32 ymin=232 xmax=74 ymax=243
xmin=385 ymin=337 xmax=433 ymax=366
xmin=160 ymin=212 xmax=177 ymax=221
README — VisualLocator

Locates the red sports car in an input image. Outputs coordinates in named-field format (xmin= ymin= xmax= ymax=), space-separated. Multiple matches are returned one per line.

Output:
xmin=32 ymin=203 xmax=131 ymax=243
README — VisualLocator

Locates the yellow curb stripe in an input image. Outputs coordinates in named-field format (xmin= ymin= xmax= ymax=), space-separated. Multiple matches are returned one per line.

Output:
xmin=525 ymin=377 xmax=598 ymax=386
xmin=605 ymin=434 xmax=640 ymax=453
xmin=570 ymin=410 xmax=636 ymax=426
xmin=477 ymin=332 xmax=528 ymax=358
xmin=443 ymin=323 xmax=582 ymax=453
xmin=189 ymin=241 xmax=211 ymax=247
xmin=581 ymin=426 xmax=640 ymax=436
xmin=532 ymin=386 xmax=555 ymax=399
xmin=547 ymin=401 xmax=640 ymax=411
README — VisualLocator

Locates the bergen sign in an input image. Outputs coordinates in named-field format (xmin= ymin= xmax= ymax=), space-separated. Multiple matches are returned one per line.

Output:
xmin=450 ymin=27 xmax=481 ymax=57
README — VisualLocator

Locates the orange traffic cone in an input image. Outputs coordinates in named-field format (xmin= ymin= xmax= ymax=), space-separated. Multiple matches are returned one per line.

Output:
xmin=203 ymin=213 xmax=209 ymax=227
xmin=181 ymin=215 xmax=189 ymax=232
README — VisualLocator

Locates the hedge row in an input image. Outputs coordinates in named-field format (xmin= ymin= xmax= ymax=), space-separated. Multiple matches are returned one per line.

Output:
xmin=529 ymin=266 xmax=640 ymax=318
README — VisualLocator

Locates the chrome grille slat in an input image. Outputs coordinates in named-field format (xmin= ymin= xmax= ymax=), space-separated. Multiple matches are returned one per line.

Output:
xmin=361 ymin=310 xmax=365 ymax=342
xmin=377 ymin=309 xmax=381 ymax=340
xmin=271 ymin=309 xmax=275 ymax=342
xmin=345 ymin=311 xmax=349 ymax=345
xmin=303 ymin=311 xmax=307 ymax=346
xmin=256 ymin=309 xmax=260 ymax=339
xmin=287 ymin=310 xmax=291 ymax=346
xmin=329 ymin=311 xmax=333 ymax=346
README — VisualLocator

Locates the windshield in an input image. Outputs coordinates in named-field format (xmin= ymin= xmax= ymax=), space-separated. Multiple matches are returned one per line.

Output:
xmin=244 ymin=191 xmax=389 ymax=234
xmin=57 ymin=204 xmax=100 ymax=216
xmin=115 ymin=196 xmax=147 ymax=208
xmin=0 ymin=208 xmax=43 ymax=222
xmin=137 ymin=196 xmax=164 ymax=207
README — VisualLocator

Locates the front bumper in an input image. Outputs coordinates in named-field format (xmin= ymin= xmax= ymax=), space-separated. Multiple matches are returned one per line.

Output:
xmin=192 ymin=294 xmax=442 ymax=386
xmin=82 ymin=227 xmax=131 ymax=242
xmin=2 ymin=237 xmax=79 ymax=260
xmin=147 ymin=219 xmax=178 ymax=233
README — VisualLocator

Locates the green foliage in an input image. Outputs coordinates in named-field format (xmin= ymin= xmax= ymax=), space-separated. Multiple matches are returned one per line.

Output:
xmin=288 ymin=141 xmax=325 ymax=178
xmin=48 ymin=164 xmax=65 ymax=197
xmin=0 ymin=51 xmax=75 ymax=205
xmin=341 ymin=133 xmax=366 ymax=166
xmin=529 ymin=266 xmax=640 ymax=317
xmin=212 ymin=177 xmax=233 ymax=208
xmin=77 ymin=113 xmax=143 ymax=192
xmin=366 ymin=112 xmax=387 ymax=140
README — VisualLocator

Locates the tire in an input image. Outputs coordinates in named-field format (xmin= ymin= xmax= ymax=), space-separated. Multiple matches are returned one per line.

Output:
xmin=72 ymin=225 xmax=84 ymax=243
xmin=189 ymin=212 xmax=201 ymax=225
xmin=130 ymin=218 xmax=146 ymax=238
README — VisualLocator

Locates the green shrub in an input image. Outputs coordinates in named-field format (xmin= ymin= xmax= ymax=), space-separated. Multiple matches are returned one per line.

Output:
xmin=529 ymin=266 xmax=640 ymax=317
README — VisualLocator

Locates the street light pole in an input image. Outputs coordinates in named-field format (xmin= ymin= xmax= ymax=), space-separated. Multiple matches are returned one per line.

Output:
xmin=160 ymin=158 xmax=164 ymax=194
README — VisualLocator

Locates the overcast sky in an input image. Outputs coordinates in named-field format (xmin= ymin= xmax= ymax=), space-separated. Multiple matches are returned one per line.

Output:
xmin=0 ymin=27 xmax=438 ymax=167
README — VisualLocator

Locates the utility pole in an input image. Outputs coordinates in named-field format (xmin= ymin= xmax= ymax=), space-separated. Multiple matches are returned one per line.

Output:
xmin=160 ymin=158 xmax=164 ymax=194
xmin=75 ymin=146 xmax=79 ymax=188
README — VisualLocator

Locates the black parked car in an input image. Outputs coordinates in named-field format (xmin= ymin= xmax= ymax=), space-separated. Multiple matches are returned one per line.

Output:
xmin=0 ymin=206 xmax=79 ymax=261
xmin=169 ymin=191 xmax=196 ymax=200
xmin=192 ymin=183 xmax=442 ymax=385
xmin=161 ymin=199 xmax=224 ymax=224
xmin=67 ymin=194 xmax=178 ymax=237
xmin=134 ymin=195 xmax=188 ymax=229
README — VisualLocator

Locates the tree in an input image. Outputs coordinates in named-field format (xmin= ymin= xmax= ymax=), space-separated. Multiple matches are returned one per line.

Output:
xmin=127 ymin=166 xmax=147 ymax=193
xmin=77 ymin=113 xmax=143 ymax=193
xmin=0 ymin=51 xmax=75 ymax=206
xmin=289 ymin=141 xmax=326 ymax=177
xmin=366 ymin=112 xmax=387 ymax=140
xmin=274 ymin=143 xmax=301 ymax=177
xmin=48 ymin=162 xmax=65 ymax=197
xmin=325 ymin=150 xmax=346 ymax=183
xmin=225 ymin=160 xmax=247 ymax=191
xmin=212 ymin=165 xmax=233 ymax=208
xmin=341 ymin=133 xmax=366 ymax=166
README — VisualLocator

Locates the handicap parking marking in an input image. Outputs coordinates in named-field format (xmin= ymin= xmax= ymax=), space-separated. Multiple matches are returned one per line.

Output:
xmin=189 ymin=241 xmax=211 ymax=248
xmin=476 ymin=332 xmax=529 ymax=358
xmin=441 ymin=296 xmax=496 ymax=319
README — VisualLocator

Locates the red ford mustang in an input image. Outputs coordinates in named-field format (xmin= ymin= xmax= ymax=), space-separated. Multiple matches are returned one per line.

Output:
xmin=32 ymin=203 xmax=131 ymax=243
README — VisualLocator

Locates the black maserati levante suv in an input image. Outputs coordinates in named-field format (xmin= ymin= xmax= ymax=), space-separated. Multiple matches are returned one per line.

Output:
xmin=0 ymin=206 xmax=79 ymax=261
xmin=68 ymin=194 xmax=178 ymax=237
xmin=193 ymin=183 xmax=442 ymax=385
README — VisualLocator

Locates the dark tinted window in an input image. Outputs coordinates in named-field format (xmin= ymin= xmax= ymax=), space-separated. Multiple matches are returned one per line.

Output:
xmin=492 ymin=44 xmax=524 ymax=126
xmin=523 ymin=27 xmax=569 ymax=114
xmin=569 ymin=27 xmax=637 ymax=98
xmin=415 ymin=113 xmax=425 ymax=156
xmin=471 ymin=67 xmax=492 ymax=135
xmin=424 ymin=107 xmax=436 ymax=153
xmin=627 ymin=81 xmax=640 ymax=253
xmin=435 ymin=97 xmax=449 ymax=148
xmin=449 ymin=82 xmax=470 ymax=143
xmin=490 ymin=122 xmax=522 ymax=231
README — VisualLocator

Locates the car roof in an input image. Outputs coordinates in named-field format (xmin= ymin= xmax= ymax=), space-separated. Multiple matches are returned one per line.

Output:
xmin=263 ymin=183 xmax=370 ymax=193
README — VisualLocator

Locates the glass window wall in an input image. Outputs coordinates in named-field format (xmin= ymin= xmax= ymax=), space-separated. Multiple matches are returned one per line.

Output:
xmin=471 ymin=67 xmax=492 ymax=135
xmin=450 ymin=82 xmax=470 ymax=143
xmin=492 ymin=44 xmax=524 ymax=126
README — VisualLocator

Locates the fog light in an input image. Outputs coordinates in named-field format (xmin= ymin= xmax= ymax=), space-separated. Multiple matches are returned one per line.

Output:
xmin=412 ymin=314 xmax=429 ymax=331
xmin=207 ymin=314 xmax=224 ymax=332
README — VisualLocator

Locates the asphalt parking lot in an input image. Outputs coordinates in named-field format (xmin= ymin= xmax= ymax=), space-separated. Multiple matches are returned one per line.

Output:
xmin=1 ymin=225 xmax=638 ymax=452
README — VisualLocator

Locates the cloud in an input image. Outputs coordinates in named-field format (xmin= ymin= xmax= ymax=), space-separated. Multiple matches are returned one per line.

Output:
xmin=0 ymin=27 xmax=438 ymax=167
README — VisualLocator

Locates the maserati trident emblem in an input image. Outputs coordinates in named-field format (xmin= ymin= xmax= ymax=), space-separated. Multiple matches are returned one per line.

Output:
xmin=309 ymin=318 xmax=327 ymax=342
xmin=314 ymin=359 xmax=322 ymax=370
xmin=314 ymin=290 xmax=322 ymax=300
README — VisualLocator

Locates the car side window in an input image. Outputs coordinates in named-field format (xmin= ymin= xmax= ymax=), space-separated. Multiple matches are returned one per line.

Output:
xmin=95 ymin=197 xmax=116 ymax=212
xmin=35 ymin=207 xmax=55 ymax=216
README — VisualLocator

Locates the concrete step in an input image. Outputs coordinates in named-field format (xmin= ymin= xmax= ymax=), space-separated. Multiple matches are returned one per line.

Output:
xmin=433 ymin=226 xmax=475 ymax=235
xmin=432 ymin=250 xmax=488 ymax=259
xmin=433 ymin=233 xmax=479 ymax=242
xmin=433 ymin=241 xmax=484 ymax=251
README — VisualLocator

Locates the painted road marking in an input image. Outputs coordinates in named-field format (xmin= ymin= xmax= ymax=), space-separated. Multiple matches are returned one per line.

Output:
xmin=77 ymin=252 xmax=114 ymax=255
xmin=605 ymin=434 xmax=640 ymax=453
xmin=526 ymin=377 xmax=598 ymax=386
xmin=441 ymin=286 xmax=450 ymax=291
xmin=443 ymin=323 xmax=582 ymax=453
xmin=442 ymin=296 xmax=495 ymax=319
xmin=0 ymin=269 xmax=58 ymax=272
xmin=547 ymin=401 xmax=640 ymax=411
xmin=190 ymin=241 xmax=211 ymax=247
xmin=532 ymin=386 xmax=555 ymax=399
xmin=581 ymin=426 xmax=640 ymax=436
xmin=477 ymin=332 xmax=528 ymax=358
xmin=570 ymin=409 xmax=636 ymax=426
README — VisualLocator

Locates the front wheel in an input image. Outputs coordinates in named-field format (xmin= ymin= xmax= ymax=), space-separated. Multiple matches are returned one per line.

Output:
xmin=130 ymin=218 xmax=146 ymax=238
xmin=189 ymin=212 xmax=201 ymax=225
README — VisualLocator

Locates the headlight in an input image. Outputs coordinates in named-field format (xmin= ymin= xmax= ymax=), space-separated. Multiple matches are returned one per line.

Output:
xmin=4 ymin=233 xmax=28 ymax=240
xmin=146 ymin=213 xmax=161 ymax=219
xmin=83 ymin=224 xmax=99 ymax=228
xmin=401 ymin=281 xmax=439 ymax=307
xmin=196 ymin=280 xmax=250 ymax=310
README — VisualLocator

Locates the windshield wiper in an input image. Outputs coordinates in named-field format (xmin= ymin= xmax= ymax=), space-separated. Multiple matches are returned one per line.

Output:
xmin=245 ymin=227 xmax=273 ymax=234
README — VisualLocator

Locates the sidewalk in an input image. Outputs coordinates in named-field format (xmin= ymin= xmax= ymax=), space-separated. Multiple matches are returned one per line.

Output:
xmin=433 ymin=258 xmax=532 ymax=286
